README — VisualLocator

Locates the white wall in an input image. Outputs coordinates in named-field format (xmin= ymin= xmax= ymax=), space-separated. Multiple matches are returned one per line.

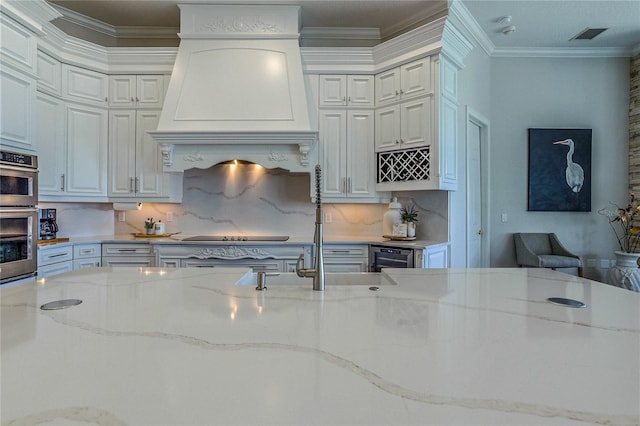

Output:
xmin=448 ymin=36 xmax=493 ymax=268
xmin=489 ymin=56 xmax=630 ymax=280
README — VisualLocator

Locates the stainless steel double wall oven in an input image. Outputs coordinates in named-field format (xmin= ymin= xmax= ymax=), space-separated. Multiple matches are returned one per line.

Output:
xmin=0 ymin=150 xmax=38 ymax=284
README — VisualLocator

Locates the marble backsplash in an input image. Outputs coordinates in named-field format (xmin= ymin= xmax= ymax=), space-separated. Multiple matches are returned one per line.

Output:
xmin=41 ymin=164 xmax=448 ymax=241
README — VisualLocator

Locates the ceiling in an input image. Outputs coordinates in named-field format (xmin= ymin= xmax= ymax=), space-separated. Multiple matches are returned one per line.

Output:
xmin=47 ymin=0 xmax=640 ymax=53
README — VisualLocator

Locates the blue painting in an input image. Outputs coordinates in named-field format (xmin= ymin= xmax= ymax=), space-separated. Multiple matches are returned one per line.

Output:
xmin=528 ymin=128 xmax=592 ymax=212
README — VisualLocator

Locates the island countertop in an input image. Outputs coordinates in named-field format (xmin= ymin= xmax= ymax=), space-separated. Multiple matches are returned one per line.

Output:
xmin=1 ymin=267 xmax=638 ymax=425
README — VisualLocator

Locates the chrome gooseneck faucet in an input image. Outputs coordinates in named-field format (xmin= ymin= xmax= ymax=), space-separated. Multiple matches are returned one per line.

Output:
xmin=296 ymin=164 xmax=325 ymax=291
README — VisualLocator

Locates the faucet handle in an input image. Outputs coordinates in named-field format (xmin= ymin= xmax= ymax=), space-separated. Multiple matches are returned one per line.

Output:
xmin=295 ymin=253 xmax=307 ymax=277
xmin=256 ymin=272 xmax=267 ymax=291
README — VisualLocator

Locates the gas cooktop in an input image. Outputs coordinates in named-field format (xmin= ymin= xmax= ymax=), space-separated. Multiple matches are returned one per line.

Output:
xmin=182 ymin=235 xmax=290 ymax=242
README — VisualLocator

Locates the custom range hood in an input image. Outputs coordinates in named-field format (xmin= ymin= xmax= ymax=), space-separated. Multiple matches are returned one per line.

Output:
xmin=150 ymin=4 xmax=316 ymax=173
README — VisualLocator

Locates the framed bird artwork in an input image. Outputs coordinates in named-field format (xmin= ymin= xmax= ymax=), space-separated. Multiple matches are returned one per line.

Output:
xmin=527 ymin=128 xmax=592 ymax=211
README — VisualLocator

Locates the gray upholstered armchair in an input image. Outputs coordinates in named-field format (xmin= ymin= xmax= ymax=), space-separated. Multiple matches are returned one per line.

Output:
xmin=513 ymin=233 xmax=583 ymax=277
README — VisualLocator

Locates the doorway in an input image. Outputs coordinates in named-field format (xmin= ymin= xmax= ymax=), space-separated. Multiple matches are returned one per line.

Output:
xmin=466 ymin=107 xmax=490 ymax=267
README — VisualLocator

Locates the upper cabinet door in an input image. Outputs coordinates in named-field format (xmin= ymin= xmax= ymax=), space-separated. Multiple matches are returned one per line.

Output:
xmin=108 ymin=75 xmax=136 ymax=108
xmin=375 ymin=57 xmax=431 ymax=106
xmin=62 ymin=64 xmax=108 ymax=107
xmin=66 ymin=103 xmax=108 ymax=195
xmin=136 ymin=75 xmax=165 ymax=108
xmin=0 ymin=66 xmax=35 ymax=151
xmin=108 ymin=75 xmax=165 ymax=108
xmin=375 ymin=69 xmax=400 ymax=105
xmin=347 ymin=75 xmax=374 ymax=107
xmin=36 ymin=51 xmax=61 ymax=96
xmin=319 ymin=75 xmax=347 ymax=107
xmin=400 ymin=58 xmax=431 ymax=98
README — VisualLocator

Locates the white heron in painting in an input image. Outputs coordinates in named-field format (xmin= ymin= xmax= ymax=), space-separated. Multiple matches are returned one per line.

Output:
xmin=553 ymin=138 xmax=584 ymax=193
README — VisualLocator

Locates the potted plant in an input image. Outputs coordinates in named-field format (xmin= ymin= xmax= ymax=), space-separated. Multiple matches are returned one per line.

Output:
xmin=599 ymin=193 xmax=640 ymax=254
xmin=599 ymin=193 xmax=640 ymax=291
xmin=144 ymin=217 xmax=156 ymax=235
xmin=400 ymin=204 xmax=419 ymax=238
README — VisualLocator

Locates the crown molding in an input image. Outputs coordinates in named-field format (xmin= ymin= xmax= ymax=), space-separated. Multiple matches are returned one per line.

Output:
xmin=373 ymin=16 xmax=447 ymax=72
xmin=441 ymin=20 xmax=474 ymax=69
xmin=49 ymin=3 xmax=115 ymax=37
xmin=447 ymin=0 xmax=494 ymax=56
xmin=0 ymin=0 xmax=61 ymax=36
xmin=492 ymin=46 xmax=634 ymax=58
xmin=50 ymin=3 xmax=179 ymax=40
xmin=301 ymin=27 xmax=380 ymax=41
xmin=301 ymin=47 xmax=374 ymax=73
xmin=106 ymin=47 xmax=177 ymax=73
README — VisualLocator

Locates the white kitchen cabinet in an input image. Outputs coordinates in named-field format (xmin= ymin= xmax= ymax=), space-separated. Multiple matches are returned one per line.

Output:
xmin=61 ymin=64 xmax=108 ymax=107
xmin=109 ymin=110 xmax=176 ymax=199
xmin=319 ymin=75 xmax=374 ymax=107
xmin=375 ymin=55 xmax=460 ymax=191
xmin=0 ymin=12 xmax=37 ymax=74
xmin=319 ymin=109 xmax=389 ymax=202
xmin=0 ymin=65 xmax=35 ymax=152
xmin=38 ymin=244 xmax=73 ymax=279
xmin=73 ymin=243 xmax=102 ymax=269
xmin=155 ymin=244 xmax=311 ymax=272
xmin=323 ymin=244 xmax=369 ymax=272
xmin=179 ymin=258 xmax=283 ymax=272
xmin=37 ymin=98 xmax=108 ymax=199
xmin=36 ymin=51 xmax=61 ymax=96
xmin=108 ymin=75 xmax=165 ymax=109
xmin=418 ymin=243 xmax=449 ymax=268
xmin=65 ymin=102 xmax=108 ymax=196
xmin=36 ymin=91 xmax=66 ymax=195
xmin=102 ymin=243 xmax=155 ymax=267
xmin=374 ymin=96 xmax=432 ymax=152
xmin=375 ymin=58 xmax=431 ymax=106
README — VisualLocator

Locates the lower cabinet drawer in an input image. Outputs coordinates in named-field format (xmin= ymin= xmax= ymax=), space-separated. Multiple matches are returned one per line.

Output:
xmin=102 ymin=244 xmax=152 ymax=256
xmin=73 ymin=258 xmax=101 ymax=269
xmin=38 ymin=245 xmax=73 ymax=266
xmin=180 ymin=258 xmax=283 ymax=272
xmin=38 ymin=260 xmax=73 ymax=278
xmin=102 ymin=257 xmax=155 ymax=267
xmin=74 ymin=243 xmax=101 ymax=259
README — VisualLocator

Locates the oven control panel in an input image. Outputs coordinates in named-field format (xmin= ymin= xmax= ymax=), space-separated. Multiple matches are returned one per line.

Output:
xmin=0 ymin=150 xmax=37 ymax=168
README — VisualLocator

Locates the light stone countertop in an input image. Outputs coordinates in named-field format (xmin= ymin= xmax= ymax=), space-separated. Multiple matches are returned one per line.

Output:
xmin=41 ymin=234 xmax=448 ymax=250
xmin=1 ymin=267 xmax=638 ymax=425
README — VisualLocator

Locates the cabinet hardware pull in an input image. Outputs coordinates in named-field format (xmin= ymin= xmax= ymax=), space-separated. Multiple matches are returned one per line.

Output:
xmin=395 ymin=90 xmax=399 ymax=95
xmin=347 ymin=96 xmax=351 ymax=103
xmin=347 ymin=177 xmax=351 ymax=193
xmin=395 ymin=140 xmax=400 ymax=144
xmin=329 ymin=250 xmax=350 ymax=253
xmin=129 ymin=177 xmax=134 ymax=193
xmin=49 ymin=253 xmax=67 ymax=258
xmin=136 ymin=97 xmax=139 ymax=102
xmin=400 ymin=89 xmax=404 ymax=94
xmin=117 ymin=249 xmax=137 ymax=252
xmin=104 ymin=97 xmax=108 ymax=102
xmin=61 ymin=174 xmax=65 ymax=191
xmin=135 ymin=177 xmax=140 ymax=193
xmin=130 ymin=97 xmax=134 ymax=102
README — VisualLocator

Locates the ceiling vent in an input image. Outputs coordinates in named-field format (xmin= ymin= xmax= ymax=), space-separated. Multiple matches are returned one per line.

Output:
xmin=571 ymin=28 xmax=608 ymax=40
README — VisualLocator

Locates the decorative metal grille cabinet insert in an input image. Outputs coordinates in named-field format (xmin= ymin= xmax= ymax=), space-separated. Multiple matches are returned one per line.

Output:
xmin=378 ymin=147 xmax=430 ymax=183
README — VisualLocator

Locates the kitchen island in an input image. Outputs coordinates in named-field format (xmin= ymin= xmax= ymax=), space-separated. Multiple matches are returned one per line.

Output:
xmin=1 ymin=267 xmax=638 ymax=425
